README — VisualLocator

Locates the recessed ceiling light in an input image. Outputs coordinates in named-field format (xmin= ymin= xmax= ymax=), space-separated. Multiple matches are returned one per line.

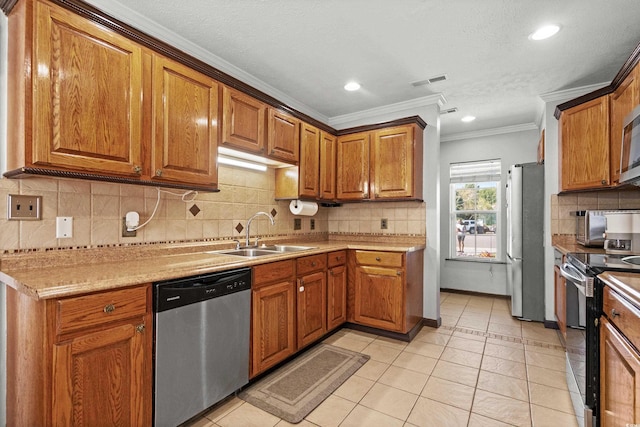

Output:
xmin=344 ymin=81 xmax=361 ymax=91
xmin=529 ymin=24 xmax=560 ymax=41
xmin=461 ymin=115 xmax=476 ymax=123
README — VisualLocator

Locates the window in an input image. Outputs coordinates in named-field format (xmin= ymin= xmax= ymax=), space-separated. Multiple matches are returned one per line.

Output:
xmin=450 ymin=160 xmax=501 ymax=260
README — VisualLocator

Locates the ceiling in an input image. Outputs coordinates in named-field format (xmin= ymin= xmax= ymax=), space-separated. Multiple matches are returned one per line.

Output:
xmin=85 ymin=0 xmax=640 ymax=137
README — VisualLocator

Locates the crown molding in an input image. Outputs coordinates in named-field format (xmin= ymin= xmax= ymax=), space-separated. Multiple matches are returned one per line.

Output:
xmin=538 ymin=82 xmax=609 ymax=103
xmin=328 ymin=94 xmax=445 ymax=127
xmin=441 ymin=122 xmax=538 ymax=142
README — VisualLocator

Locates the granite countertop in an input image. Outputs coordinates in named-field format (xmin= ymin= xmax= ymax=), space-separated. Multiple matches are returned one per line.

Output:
xmin=552 ymin=235 xmax=605 ymax=255
xmin=0 ymin=238 xmax=426 ymax=300
xmin=598 ymin=271 xmax=640 ymax=308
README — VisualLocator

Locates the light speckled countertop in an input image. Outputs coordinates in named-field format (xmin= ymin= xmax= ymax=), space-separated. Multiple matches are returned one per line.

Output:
xmin=598 ymin=271 xmax=640 ymax=308
xmin=552 ymin=235 xmax=605 ymax=255
xmin=0 ymin=238 xmax=425 ymax=300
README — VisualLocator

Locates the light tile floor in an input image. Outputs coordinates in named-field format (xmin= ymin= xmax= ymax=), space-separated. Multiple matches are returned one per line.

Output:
xmin=185 ymin=291 xmax=578 ymax=427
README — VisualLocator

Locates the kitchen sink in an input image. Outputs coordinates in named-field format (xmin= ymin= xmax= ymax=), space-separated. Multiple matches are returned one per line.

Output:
xmin=211 ymin=245 xmax=316 ymax=258
xmin=257 ymin=245 xmax=316 ymax=252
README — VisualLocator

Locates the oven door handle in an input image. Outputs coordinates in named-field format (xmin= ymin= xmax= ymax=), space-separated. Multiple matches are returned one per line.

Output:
xmin=560 ymin=262 xmax=586 ymax=285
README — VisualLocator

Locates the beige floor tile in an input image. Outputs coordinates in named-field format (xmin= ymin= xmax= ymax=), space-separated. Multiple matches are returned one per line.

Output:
xmin=489 ymin=312 xmax=522 ymax=326
xmin=440 ymin=346 xmax=483 ymax=369
xmin=372 ymin=336 xmax=407 ymax=351
xmin=441 ymin=314 xmax=460 ymax=327
xmin=361 ymin=342 xmax=402 ymax=364
xmin=530 ymin=404 xmax=579 ymax=427
xmin=464 ymin=304 xmax=494 ymax=315
xmin=378 ymin=365 xmax=429 ymax=394
xmin=217 ymin=402 xmax=281 ymax=427
xmin=407 ymin=397 xmax=470 ymax=427
xmin=404 ymin=339 xmax=445 ymax=359
xmin=414 ymin=329 xmax=451 ymax=346
xmin=185 ymin=417 xmax=217 ymax=427
xmin=353 ymin=359 xmax=389 ymax=381
xmin=524 ymin=344 xmax=565 ymax=357
xmin=452 ymin=330 xmax=487 ymax=343
xmin=432 ymin=360 xmax=480 ymax=387
xmin=525 ymin=351 xmax=566 ymax=372
xmin=456 ymin=316 xmax=489 ymax=332
xmin=446 ymin=336 xmax=486 ymax=354
xmin=486 ymin=336 xmax=524 ymax=349
xmin=527 ymin=365 xmax=569 ymax=390
xmin=392 ymin=351 xmax=438 ymax=375
xmin=459 ymin=312 xmax=491 ymax=323
xmin=443 ymin=294 xmax=471 ymax=304
xmin=333 ymin=374 xmax=375 ymax=402
xmin=339 ymin=404 xmax=404 ymax=427
xmin=488 ymin=322 xmax=522 ymax=338
xmin=304 ymin=395 xmax=356 ymax=427
xmin=203 ymin=397 xmax=244 ymax=422
xmin=329 ymin=336 xmax=370 ymax=353
xmin=529 ymin=383 xmax=576 ymax=414
xmin=342 ymin=329 xmax=378 ymax=342
xmin=466 ymin=297 xmax=494 ymax=308
xmin=441 ymin=302 xmax=466 ymax=316
xmin=481 ymin=355 xmax=527 ymax=380
xmin=360 ymin=383 xmax=419 ymax=420
xmin=521 ymin=323 xmax=561 ymax=345
xmin=483 ymin=342 xmax=525 ymax=363
xmin=472 ymin=389 xmax=531 ymax=427
xmin=421 ymin=376 xmax=475 ymax=411
xmin=476 ymin=370 xmax=529 ymax=402
xmin=468 ymin=412 xmax=516 ymax=427
xmin=276 ymin=420 xmax=317 ymax=427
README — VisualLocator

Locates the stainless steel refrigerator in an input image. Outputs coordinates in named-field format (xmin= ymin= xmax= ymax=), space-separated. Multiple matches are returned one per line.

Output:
xmin=506 ymin=162 xmax=545 ymax=321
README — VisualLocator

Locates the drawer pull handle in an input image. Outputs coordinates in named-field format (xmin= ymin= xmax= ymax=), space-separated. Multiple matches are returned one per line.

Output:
xmin=611 ymin=308 xmax=620 ymax=317
xmin=136 ymin=324 xmax=145 ymax=333
xmin=376 ymin=257 xmax=381 ymax=261
xmin=311 ymin=262 xmax=317 ymax=267
xmin=103 ymin=304 xmax=115 ymax=314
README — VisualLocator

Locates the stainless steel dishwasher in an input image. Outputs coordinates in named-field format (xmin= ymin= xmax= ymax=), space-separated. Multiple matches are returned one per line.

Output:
xmin=153 ymin=267 xmax=251 ymax=427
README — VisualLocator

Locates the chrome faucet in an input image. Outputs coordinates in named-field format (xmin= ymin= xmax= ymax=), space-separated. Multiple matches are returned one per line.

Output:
xmin=245 ymin=212 xmax=275 ymax=247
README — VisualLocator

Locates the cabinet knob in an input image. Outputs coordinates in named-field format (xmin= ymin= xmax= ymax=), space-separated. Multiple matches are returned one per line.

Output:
xmin=611 ymin=308 xmax=620 ymax=317
xmin=156 ymin=169 xmax=163 ymax=177
xmin=133 ymin=165 xmax=142 ymax=174
xmin=375 ymin=257 xmax=381 ymax=262
xmin=136 ymin=324 xmax=145 ymax=334
xmin=311 ymin=262 xmax=317 ymax=267
xmin=299 ymin=286 xmax=305 ymax=292
xmin=601 ymin=179 xmax=607 ymax=185
xmin=103 ymin=304 xmax=115 ymax=314
xmin=397 ymin=271 xmax=402 ymax=276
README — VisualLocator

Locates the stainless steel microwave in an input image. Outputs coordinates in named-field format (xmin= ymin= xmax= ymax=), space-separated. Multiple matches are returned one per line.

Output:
xmin=619 ymin=104 xmax=640 ymax=186
xmin=574 ymin=210 xmax=607 ymax=247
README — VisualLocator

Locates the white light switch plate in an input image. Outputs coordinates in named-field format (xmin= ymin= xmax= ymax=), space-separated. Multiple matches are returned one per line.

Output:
xmin=56 ymin=217 xmax=73 ymax=238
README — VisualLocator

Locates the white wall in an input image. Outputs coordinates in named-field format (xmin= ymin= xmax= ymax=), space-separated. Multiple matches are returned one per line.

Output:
xmin=439 ymin=129 xmax=539 ymax=295
xmin=1 ymin=11 xmax=8 ymax=427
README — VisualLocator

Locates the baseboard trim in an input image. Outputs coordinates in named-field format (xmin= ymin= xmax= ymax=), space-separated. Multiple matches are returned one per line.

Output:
xmin=422 ymin=317 xmax=441 ymax=328
xmin=543 ymin=320 xmax=559 ymax=330
xmin=440 ymin=288 xmax=509 ymax=299
xmin=344 ymin=321 xmax=423 ymax=343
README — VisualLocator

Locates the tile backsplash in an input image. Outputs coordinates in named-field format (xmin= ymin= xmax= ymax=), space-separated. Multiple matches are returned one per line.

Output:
xmin=0 ymin=166 xmax=426 ymax=252
xmin=551 ymin=189 xmax=640 ymax=235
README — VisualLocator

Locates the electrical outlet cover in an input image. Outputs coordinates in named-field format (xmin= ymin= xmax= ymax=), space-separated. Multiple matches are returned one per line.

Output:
xmin=56 ymin=217 xmax=73 ymax=238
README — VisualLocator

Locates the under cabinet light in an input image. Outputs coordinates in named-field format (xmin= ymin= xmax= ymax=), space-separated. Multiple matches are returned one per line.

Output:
xmin=218 ymin=155 xmax=267 ymax=171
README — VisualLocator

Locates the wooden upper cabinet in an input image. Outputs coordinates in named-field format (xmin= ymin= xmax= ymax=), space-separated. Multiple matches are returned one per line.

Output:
xmin=299 ymin=123 xmax=321 ymax=198
xmin=610 ymin=65 xmax=640 ymax=184
xmin=27 ymin=0 xmax=144 ymax=176
xmin=267 ymin=108 xmax=300 ymax=163
xmin=560 ymin=96 xmax=610 ymax=191
xmin=151 ymin=55 xmax=219 ymax=187
xmin=221 ymin=86 xmax=266 ymax=153
xmin=371 ymin=124 xmax=422 ymax=200
xmin=319 ymin=132 xmax=337 ymax=200
xmin=337 ymin=132 xmax=370 ymax=200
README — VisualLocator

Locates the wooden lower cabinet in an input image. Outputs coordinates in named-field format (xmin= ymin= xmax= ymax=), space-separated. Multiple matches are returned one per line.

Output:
xmin=347 ymin=249 xmax=423 ymax=334
xmin=327 ymin=250 xmax=347 ymax=331
xmin=296 ymin=253 xmax=327 ymax=349
xmin=251 ymin=260 xmax=296 ymax=377
xmin=7 ymin=284 xmax=152 ymax=427
xmin=554 ymin=264 xmax=567 ymax=338
xmin=600 ymin=317 xmax=640 ymax=426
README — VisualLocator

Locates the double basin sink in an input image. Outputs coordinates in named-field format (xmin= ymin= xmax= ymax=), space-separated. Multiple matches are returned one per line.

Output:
xmin=213 ymin=245 xmax=316 ymax=258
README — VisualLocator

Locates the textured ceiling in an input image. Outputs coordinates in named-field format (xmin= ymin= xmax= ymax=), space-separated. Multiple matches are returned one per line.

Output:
xmin=85 ymin=0 xmax=640 ymax=137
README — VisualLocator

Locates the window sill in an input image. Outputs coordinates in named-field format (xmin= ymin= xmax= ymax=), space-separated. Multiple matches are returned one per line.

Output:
xmin=445 ymin=257 xmax=506 ymax=264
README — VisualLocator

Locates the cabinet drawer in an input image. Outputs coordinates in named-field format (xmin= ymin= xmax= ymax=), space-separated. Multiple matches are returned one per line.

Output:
xmin=253 ymin=260 xmax=295 ymax=287
xmin=327 ymin=250 xmax=346 ymax=268
xmin=56 ymin=285 xmax=148 ymax=336
xmin=604 ymin=286 xmax=640 ymax=350
xmin=297 ymin=254 xmax=327 ymax=275
xmin=355 ymin=250 xmax=403 ymax=267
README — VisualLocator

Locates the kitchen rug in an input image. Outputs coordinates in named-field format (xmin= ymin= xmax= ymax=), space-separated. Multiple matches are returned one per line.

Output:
xmin=238 ymin=343 xmax=369 ymax=424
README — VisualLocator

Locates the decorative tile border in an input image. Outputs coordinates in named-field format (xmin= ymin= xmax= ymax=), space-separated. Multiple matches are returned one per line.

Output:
xmin=440 ymin=325 xmax=566 ymax=352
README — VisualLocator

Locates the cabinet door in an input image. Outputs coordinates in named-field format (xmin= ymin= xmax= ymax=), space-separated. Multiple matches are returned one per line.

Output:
xmin=299 ymin=123 xmax=320 ymax=198
xmin=33 ymin=1 xmax=144 ymax=176
xmin=52 ymin=320 xmax=151 ymax=426
xmin=297 ymin=271 xmax=327 ymax=349
xmin=600 ymin=317 xmax=640 ymax=426
xmin=327 ymin=264 xmax=347 ymax=331
xmin=319 ymin=131 xmax=337 ymax=200
xmin=152 ymin=55 xmax=219 ymax=187
xmin=336 ymin=132 xmax=370 ymax=200
xmin=268 ymin=109 xmax=300 ymax=163
xmin=554 ymin=265 xmax=566 ymax=338
xmin=354 ymin=265 xmax=404 ymax=331
xmin=371 ymin=125 xmax=415 ymax=199
xmin=251 ymin=280 xmax=296 ymax=376
xmin=610 ymin=66 xmax=640 ymax=184
xmin=560 ymin=97 xmax=610 ymax=190
xmin=222 ymin=86 xmax=266 ymax=153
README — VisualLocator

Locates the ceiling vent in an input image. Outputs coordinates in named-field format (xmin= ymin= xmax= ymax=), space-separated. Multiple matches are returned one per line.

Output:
xmin=411 ymin=74 xmax=448 ymax=87
xmin=440 ymin=107 xmax=458 ymax=115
